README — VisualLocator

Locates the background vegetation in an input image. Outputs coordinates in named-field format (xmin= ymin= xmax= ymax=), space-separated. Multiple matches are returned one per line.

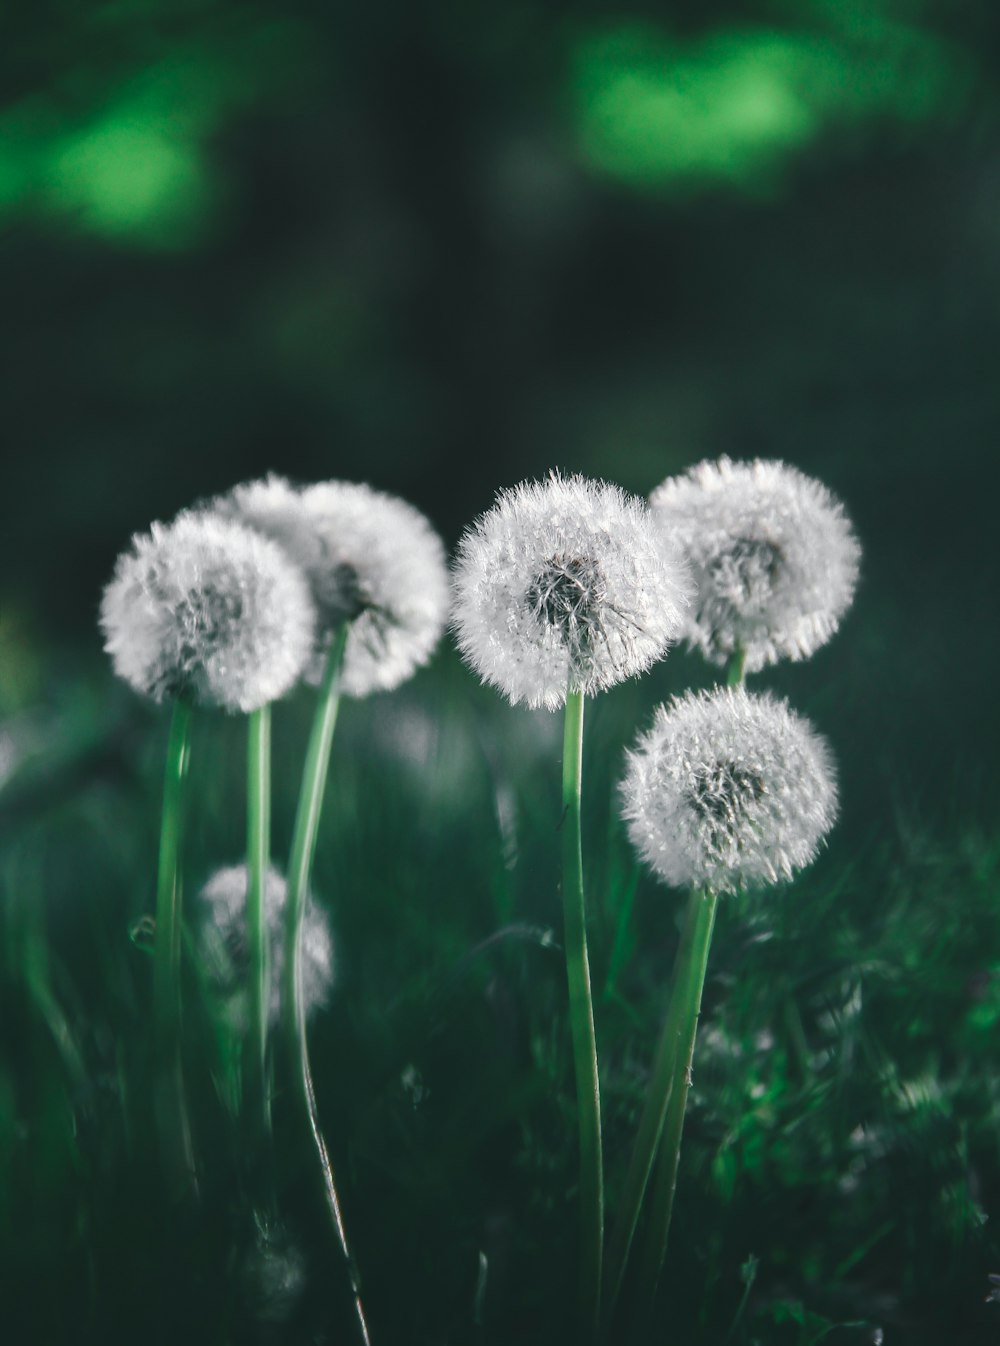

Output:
xmin=1 ymin=0 xmax=999 ymax=1341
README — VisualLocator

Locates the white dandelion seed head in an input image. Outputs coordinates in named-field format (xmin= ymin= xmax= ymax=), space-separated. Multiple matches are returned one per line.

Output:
xmin=210 ymin=474 xmax=362 ymax=628
xmin=650 ymin=457 xmax=860 ymax=672
xmin=100 ymin=512 xmax=316 ymax=713
xmin=197 ymin=863 xmax=334 ymax=1028
xmin=621 ymin=687 xmax=837 ymax=894
xmin=451 ymin=473 xmax=691 ymax=710
xmin=214 ymin=475 xmax=450 ymax=698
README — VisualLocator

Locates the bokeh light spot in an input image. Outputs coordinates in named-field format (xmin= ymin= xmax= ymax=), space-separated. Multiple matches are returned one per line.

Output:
xmin=572 ymin=17 xmax=968 ymax=191
xmin=45 ymin=116 xmax=209 ymax=244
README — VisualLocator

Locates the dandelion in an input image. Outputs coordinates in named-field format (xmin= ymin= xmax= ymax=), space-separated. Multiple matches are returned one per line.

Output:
xmin=606 ymin=688 xmax=837 ymax=1328
xmin=621 ymin=687 xmax=837 ymax=894
xmin=100 ymin=510 xmax=316 ymax=713
xmin=453 ymin=474 xmax=689 ymax=1338
xmin=213 ymin=474 xmax=450 ymax=697
xmin=197 ymin=864 xmax=334 ymax=1032
xmin=100 ymin=512 xmax=316 ymax=1198
xmin=650 ymin=457 xmax=860 ymax=680
xmin=211 ymin=475 xmax=446 ymax=1346
xmin=452 ymin=474 xmax=689 ymax=710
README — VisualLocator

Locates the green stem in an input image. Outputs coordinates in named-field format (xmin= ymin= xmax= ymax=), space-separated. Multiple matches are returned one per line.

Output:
xmin=602 ymin=888 xmax=703 ymax=1328
xmin=246 ymin=703 xmax=272 ymax=1150
xmin=632 ymin=887 xmax=719 ymax=1325
xmin=284 ymin=626 xmax=371 ymax=1346
xmin=561 ymin=686 xmax=604 ymax=1339
xmin=726 ymin=648 xmax=747 ymax=687
xmin=154 ymin=697 xmax=198 ymax=1199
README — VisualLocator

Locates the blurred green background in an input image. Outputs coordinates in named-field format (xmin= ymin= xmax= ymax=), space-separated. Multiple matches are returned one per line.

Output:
xmin=2 ymin=0 xmax=1000 ymax=1342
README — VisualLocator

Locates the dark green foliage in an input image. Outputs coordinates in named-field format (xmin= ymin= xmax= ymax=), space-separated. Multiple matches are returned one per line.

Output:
xmin=2 ymin=642 xmax=999 ymax=1343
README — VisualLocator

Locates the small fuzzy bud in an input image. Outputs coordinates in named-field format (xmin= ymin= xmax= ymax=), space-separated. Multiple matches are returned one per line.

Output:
xmin=197 ymin=864 xmax=334 ymax=1028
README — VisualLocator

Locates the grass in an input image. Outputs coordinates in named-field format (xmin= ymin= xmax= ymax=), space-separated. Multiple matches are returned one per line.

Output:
xmin=1 ymin=641 xmax=999 ymax=1344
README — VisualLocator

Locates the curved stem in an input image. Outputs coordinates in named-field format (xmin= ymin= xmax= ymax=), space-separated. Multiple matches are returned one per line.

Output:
xmin=561 ymin=686 xmax=604 ymax=1339
xmin=726 ymin=648 xmax=746 ymax=687
xmin=602 ymin=888 xmax=702 ymax=1328
xmin=245 ymin=703 xmax=272 ymax=1151
xmin=284 ymin=626 xmax=370 ymax=1345
xmin=154 ymin=697 xmax=198 ymax=1199
xmin=632 ymin=887 xmax=719 ymax=1326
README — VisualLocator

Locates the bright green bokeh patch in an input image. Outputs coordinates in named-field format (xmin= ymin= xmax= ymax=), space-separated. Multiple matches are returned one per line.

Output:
xmin=46 ymin=120 xmax=208 ymax=244
xmin=575 ymin=30 xmax=820 ymax=185
xmin=0 ymin=22 xmax=315 ymax=248
xmin=572 ymin=15 xmax=967 ymax=191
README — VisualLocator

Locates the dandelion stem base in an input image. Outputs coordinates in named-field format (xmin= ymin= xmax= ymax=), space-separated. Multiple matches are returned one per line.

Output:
xmin=633 ymin=886 xmax=718 ymax=1325
xmin=603 ymin=886 xmax=703 ymax=1329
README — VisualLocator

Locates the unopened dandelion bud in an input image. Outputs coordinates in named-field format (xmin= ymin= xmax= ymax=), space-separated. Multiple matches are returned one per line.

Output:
xmin=100 ymin=512 xmax=316 ymax=713
xmin=650 ymin=457 xmax=860 ymax=673
xmin=198 ymin=863 xmax=334 ymax=1028
xmin=451 ymin=473 xmax=690 ymax=710
xmin=621 ymin=687 xmax=837 ymax=894
xmin=213 ymin=474 xmax=450 ymax=697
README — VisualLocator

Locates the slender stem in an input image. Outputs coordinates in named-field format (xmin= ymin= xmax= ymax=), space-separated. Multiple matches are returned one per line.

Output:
xmin=561 ymin=686 xmax=604 ymax=1339
xmin=154 ymin=697 xmax=198 ymax=1199
xmin=602 ymin=888 xmax=703 ymax=1327
xmin=245 ymin=703 xmax=272 ymax=1149
xmin=632 ymin=887 xmax=719 ymax=1325
xmin=284 ymin=626 xmax=371 ymax=1346
xmin=284 ymin=626 xmax=348 ymax=1067
xmin=726 ymin=648 xmax=747 ymax=687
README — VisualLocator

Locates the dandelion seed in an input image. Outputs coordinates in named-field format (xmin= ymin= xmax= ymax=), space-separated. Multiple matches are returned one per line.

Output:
xmin=100 ymin=511 xmax=316 ymax=712
xmin=451 ymin=473 xmax=690 ymax=709
xmin=212 ymin=474 xmax=449 ymax=696
xmin=650 ymin=457 xmax=860 ymax=672
xmin=198 ymin=863 xmax=334 ymax=1028
xmin=620 ymin=687 xmax=837 ymax=894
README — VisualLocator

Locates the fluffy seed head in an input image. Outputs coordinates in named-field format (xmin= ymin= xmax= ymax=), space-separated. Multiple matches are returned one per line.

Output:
xmin=212 ymin=475 xmax=449 ymax=697
xmin=197 ymin=864 xmax=334 ymax=1028
xmin=451 ymin=473 xmax=690 ymax=709
xmin=621 ymin=687 xmax=837 ymax=893
xmin=650 ymin=457 xmax=860 ymax=672
xmin=100 ymin=512 xmax=316 ymax=712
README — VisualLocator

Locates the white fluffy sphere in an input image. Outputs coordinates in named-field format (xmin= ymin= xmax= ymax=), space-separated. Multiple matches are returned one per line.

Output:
xmin=100 ymin=512 xmax=316 ymax=713
xmin=621 ymin=687 xmax=837 ymax=894
xmin=213 ymin=475 xmax=449 ymax=698
xmin=451 ymin=474 xmax=690 ymax=710
xmin=197 ymin=863 xmax=334 ymax=1028
xmin=650 ymin=457 xmax=860 ymax=672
